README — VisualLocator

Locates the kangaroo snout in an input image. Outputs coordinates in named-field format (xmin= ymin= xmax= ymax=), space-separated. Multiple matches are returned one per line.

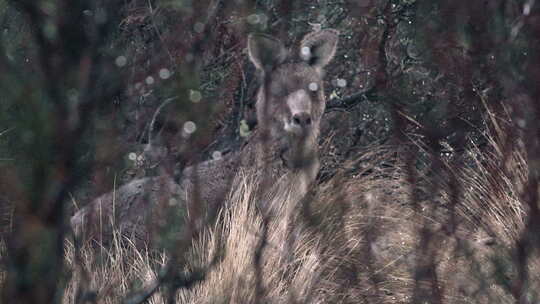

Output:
xmin=292 ymin=112 xmax=312 ymax=127
xmin=285 ymin=112 xmax=312 ymax=136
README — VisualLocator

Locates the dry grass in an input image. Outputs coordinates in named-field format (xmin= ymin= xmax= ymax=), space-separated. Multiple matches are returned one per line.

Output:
xmin=178 ymin=169 xmax=323 ymax=303
xmin=63 ymin=233 xmax=167 ymax=304
xmin=2 ymin=108 xmax=538 ymax=303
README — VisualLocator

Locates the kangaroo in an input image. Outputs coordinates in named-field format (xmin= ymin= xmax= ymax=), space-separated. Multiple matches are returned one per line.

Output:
xmin=244 ymin=29 xmax=338 ymax=190
xmin=70 ymin=29 xmax=339 ymax=245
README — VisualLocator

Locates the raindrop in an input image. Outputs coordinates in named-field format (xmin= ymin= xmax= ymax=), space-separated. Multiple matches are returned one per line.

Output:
xmin=145 ymin=76 xmax=155 ymax=85
xmin=524 ymin=3 xmax=531 ymax=15
xmin=308 ymin=82 xmax=319 ymax=91
xmin=337 ymin=78 xmax=347 ymax=87
xmin=68 ymin=89 xmax=79 ymax=103
xmin=115 ymin=56 xmax=127 ymax=67
xmin=190 ymin=90 xmax=202 ymax=103
xmin=517 ymin=119 xmax=526 ymax=128
xmin=258 ymin=14 xmax=268 ymax=25
xmin=194 ymin=22 xmax=205 ymax=33
xmin=183 ymin=121 xmax=197 ymax=134
xmin=44 ymin=22 xmax=57 ymax=40
xmin=135 ymin=82 xmax=142 ymax=90
xmin=159 ymin=68 xmax=171 ymax=79
xmin=186 ymin=53 xmax=194 ymax=63
xmin=128 ymin=152 xmax=137 ymax=161
xmin=212 ymin=151 xmax=223 ymax=160
xmin=365 ymin=192 xmax=374 ymax=201
xmin=300 ymin=46 xmax=311 ymax=60
xmin=310 ymin=23 xmax=322 ymax=32
xmin=83 ymin=10 xmax=93 ymax=16
xmin=247 ymin=14 xmax=260 ymax=24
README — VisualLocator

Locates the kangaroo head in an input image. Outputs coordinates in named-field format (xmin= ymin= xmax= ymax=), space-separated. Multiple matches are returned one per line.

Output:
xmin=247 ymin=29 xmax=339 ymax=168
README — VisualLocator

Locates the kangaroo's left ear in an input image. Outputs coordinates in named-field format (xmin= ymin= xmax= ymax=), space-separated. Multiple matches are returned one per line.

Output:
xmin=299 ymin=29 xmax=339 ymax=72
xmin=248 ymin=33 xmax=288 ymax=74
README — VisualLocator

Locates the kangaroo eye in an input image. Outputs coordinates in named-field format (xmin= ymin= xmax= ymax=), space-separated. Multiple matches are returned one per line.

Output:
xmin=293 ymin=116 xmax=301 ymax=125
xmin=306 ymin=117 xmax=312 ymax=125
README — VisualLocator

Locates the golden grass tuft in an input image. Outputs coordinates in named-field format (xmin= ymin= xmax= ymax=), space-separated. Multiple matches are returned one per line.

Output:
xmin=63 ymin=232 xmax=167 ymax=304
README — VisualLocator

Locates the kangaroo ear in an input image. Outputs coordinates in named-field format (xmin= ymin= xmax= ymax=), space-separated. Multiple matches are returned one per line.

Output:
xmin=248 ymin=33 xmax=288 ymax=73
xmin=299 ymin=29 xmax=339 ymax=71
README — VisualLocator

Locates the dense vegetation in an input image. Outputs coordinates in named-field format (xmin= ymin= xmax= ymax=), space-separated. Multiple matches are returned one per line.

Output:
xmin=1 ymin=0 xmax=540 ymax=303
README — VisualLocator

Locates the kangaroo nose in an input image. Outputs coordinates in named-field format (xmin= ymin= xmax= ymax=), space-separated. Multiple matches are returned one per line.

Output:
xmin=292 ymin=113 xmax=312 ymax=127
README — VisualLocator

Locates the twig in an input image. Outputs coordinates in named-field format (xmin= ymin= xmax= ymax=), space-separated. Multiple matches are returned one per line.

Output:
xmin=122 ymin=247 xmax=221 ymax=304
xmin=253 ymin=214 xmax=269 ymax=303
xmin=146 ymin=96 xmax=178 ymax=148
xmin=0 ymin=128 xmax=14 ymax=137
xmin=326 ymin=88 xmax=374 ymax=110
xmin=147 ymin=0 xmax=175 ymax=65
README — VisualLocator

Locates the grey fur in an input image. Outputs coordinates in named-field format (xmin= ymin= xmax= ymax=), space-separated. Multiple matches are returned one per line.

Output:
xmin=71 ymin=29 xmax=339 ymax=245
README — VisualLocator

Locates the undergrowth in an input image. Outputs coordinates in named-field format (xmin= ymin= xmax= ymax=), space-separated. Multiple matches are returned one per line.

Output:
xmin=4 ymin=107 xmax=531 ymax=303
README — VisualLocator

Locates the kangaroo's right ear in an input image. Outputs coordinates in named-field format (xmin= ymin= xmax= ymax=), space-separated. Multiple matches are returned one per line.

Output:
xmin=248 ymin=33 xmax=287 ymax=73
xmin=300 ymin=29 xmax=339 ymax=72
